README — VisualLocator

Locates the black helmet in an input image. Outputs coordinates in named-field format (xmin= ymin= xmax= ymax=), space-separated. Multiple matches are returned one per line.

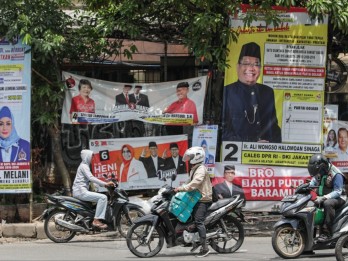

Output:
xmin=307 ymin=153 xmax=330 ymax=177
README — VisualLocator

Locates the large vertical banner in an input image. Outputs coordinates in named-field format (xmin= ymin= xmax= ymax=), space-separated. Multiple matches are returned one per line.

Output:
xmin=221 ymin=6 xmax=327 ymax=211
xmin=0 ymin=37 xmax=31 ymax=193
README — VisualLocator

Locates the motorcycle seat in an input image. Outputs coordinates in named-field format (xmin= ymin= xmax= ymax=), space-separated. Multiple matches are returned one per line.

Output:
xmin=209 ymin=198 xmax=234 ymax=211
xmin=56 ymin=196 xmax=94 ymax=209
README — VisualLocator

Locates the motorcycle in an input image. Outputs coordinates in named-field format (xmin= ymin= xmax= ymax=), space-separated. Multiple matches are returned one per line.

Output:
xmin=126 ymin=174 xmax=245 ymax=258
xmin=272 ymin=182 xmax=348 ymax=259
xmin=43 ymin=174 xmax=145 ymax=243
xmin=336 ymin=233 xmax=348 ymax=261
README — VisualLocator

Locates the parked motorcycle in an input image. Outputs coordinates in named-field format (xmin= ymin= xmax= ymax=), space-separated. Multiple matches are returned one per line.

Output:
xmin=126 ymin=174 xmax=245 ymax=258
xmin=43 ymin=175 xmax=145 ymax=243
xmin=335 ymin=232 xmax=348 ymax=261
xmin=272 ymin=182 xmax=348 ymax=259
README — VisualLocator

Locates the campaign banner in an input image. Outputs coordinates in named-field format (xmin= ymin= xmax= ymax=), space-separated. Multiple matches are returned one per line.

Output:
xmin=222 ymin=5 xmax=327 ymax=168
xmin=211 ymin=162 xmax=310 ymax=212
xmin=61 ymin=71 xmax=207 ymax=125
xmin=0 ymin=37 xmax=31 ymax=193
xmin=192 ymin=125 xmax=218 ymax=175
xmin=89 ymin=135 xmax=189 ymax=190
xmin=221 ymin=141 xmax=321 ymax=167
xmin=324 ymin=120 xmax=348 ymax=172
xmin=323 ymin=104 xmax=339 ymax=159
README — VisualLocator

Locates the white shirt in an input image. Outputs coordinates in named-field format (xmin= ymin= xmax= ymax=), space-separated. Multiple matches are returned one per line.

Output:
xmin=172 ymin=156 xmax=179 ymax=169
xmin=151 ymin=155 xmax=158 ymax=171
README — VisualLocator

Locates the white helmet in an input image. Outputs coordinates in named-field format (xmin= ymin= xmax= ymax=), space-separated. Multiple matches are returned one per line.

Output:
xmin=183 ymin=146 xmax=205 ymax=164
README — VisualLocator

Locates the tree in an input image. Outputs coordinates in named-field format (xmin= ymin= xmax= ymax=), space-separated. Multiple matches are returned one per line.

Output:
xmin=0 ymin=0 xmax=137 ymax=195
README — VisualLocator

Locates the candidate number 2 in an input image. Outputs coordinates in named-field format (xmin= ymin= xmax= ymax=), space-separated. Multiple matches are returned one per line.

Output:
xmin=224 ymin=143 xmax=238 ymax=161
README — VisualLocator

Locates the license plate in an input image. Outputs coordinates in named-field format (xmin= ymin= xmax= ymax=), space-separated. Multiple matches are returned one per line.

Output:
xmin=281 ymin=195 xmax=297 ymax=202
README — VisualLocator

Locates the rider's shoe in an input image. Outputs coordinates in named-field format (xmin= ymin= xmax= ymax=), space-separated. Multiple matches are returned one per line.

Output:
xmin=195 ymin=247 xmax=210 ymax=258
xmin=317 ymin=233 xmax=331 ymax=242
xmin=92 ymin=220 xmax=107 ymax=230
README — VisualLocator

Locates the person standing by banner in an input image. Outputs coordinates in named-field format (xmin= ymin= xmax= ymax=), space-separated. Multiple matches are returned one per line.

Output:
xmin=222 ymin=42 xmax=281 ymax=143
xmin=0 ymin=106 xmax=30 ymax=162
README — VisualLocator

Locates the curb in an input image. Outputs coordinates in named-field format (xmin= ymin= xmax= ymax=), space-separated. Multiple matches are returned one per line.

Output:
xmin=0 ymin=220 xmax=276 ymax=240
xmin=0 ymin=221 xmax=47 ymax=239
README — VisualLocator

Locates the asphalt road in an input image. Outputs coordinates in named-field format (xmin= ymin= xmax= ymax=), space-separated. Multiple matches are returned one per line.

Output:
xmin=0 ymin=234 xmax=338 ymax=261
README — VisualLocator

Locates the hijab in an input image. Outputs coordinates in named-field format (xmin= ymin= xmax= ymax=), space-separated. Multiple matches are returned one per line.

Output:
xmin=120 ymin=144 xmax=134 ymax=182
xmin=0 ymin=106 xmax=20 ymax=150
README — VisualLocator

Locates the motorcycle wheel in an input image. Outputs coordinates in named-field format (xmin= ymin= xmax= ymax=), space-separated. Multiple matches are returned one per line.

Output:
xmin=44 ymin=209 xmax=76 ymax=243
xmin=272 ymin=225 xmax=305 ymax=259
xmin=210 ymin=215 xmax=244 ymax=253
xmin=117 ymin=208 xmax=145 ymax=238
xmin=126 ymin=221 xmax=164 ymax=258
xmin=336 ymin=234 xmax=348 ymax=261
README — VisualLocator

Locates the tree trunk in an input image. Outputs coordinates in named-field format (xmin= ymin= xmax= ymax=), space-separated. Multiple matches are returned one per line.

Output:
xmin=48 ymin=124 xmax=72 ymax=196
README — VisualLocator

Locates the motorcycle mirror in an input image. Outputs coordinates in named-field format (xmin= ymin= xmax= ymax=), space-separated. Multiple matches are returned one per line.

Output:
xmin=171 ymin=173 xmax=177 ymax=181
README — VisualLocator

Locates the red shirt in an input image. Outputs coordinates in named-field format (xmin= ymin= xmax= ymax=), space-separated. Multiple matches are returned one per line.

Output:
xmin=165 ymin=97 xmax=198 ymax=123
xmin=70 ymin=95 xmax=95 ymax=114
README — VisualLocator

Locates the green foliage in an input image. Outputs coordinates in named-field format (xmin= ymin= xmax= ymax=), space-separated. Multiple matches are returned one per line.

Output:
xmin=1 ymin=0 xmax=348 ymax=122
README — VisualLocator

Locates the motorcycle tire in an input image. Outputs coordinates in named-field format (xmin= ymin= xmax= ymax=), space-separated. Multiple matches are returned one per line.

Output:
xmin=126 ymin=221 xmax=164 ymax=258
xmin=210 ymin=215 xmax=244 ymax=253
xmin=117 ymin=208 xmax=145 ymax=238
xmin=336 ymin=234 xmax=348 ymax=261
xmin=44 ymin=209 xmax=76 ymax=243
xmin=272 ymin=224 xmax=305 ymax=259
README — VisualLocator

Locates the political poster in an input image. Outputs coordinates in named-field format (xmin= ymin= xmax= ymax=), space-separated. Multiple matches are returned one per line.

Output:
xmin=222 ymin=5 xmax=327 ymax=167
xmin=0 ymin=37 xmax=32 ymax=193
xmin=89 ymin=135 xmax=189 ymax=190
xmin=211 ymin=162 xmax=310 ymax=211
xmin=61 ymin=71 xmax=207 ymax=126
xmin=192 ymin=125 xmax=218 ymax=175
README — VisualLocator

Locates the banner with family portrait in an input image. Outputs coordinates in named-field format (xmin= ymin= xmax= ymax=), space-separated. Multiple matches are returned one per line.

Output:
xmin=89 ymin=135 xmax=189 ymax=190
xmin=222 ymin=5 xmax=327 ymax=167
xmin=0 ymin=37 xmax=31 ymax=193
xmin=61 ymin=71 xmax=207 ymax=126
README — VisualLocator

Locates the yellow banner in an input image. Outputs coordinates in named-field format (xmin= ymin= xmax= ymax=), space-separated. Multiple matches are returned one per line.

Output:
xmin=242 ymin=151 xmax=311 ymax=167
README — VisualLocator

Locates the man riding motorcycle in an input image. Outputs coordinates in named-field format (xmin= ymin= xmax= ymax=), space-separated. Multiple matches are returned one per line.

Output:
xmin=308 ymin=153 xmax=346 ymax=242
xmin=174 ymin=146 xmax=213 ymax=258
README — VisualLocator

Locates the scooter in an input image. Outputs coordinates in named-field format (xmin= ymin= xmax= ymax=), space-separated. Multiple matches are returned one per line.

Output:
xmin=126 ymin=174 xmax=245 ymax=258
xmin=272 ymin=182 xmax=348 ymax=259
xmin=42 ymin=174 xmax=145 ymax=243
xmin=335 ymin=232 xmax=348 ymax=261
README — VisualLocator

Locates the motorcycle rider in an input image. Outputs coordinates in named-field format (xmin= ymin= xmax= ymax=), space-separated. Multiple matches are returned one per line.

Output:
xmin=72 ymin=149 xmax=114 ymax=229
xmin=308 ymin=153 xmax=346 ymax=242
xmin=174 ymin=146 xmax=213 ymax=258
